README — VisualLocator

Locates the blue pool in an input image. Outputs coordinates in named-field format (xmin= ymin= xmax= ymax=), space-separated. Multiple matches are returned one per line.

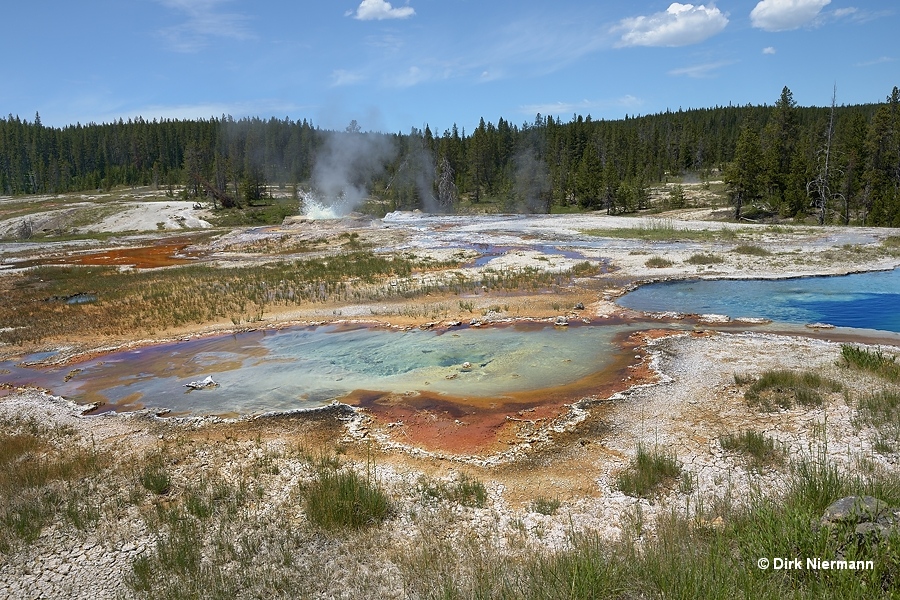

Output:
xmin=618 ymin=268 xmax=900 ymax=333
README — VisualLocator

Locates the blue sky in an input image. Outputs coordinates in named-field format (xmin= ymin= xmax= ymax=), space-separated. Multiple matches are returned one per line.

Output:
xmin=3 ymin=1 xmax=896 ymax=134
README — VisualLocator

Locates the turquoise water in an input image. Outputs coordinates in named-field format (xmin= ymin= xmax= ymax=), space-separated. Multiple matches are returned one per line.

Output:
xmin=619 ymin=269 xmax=900 ymax=332
xmin=0 ymin=323 xmax=632 ymax=416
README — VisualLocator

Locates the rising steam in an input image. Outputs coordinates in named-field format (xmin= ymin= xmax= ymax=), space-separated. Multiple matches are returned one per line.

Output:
xmin=303 ymin=126 xmax=396 ymax=219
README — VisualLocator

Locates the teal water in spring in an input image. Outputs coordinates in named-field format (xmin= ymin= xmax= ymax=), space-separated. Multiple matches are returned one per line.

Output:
xmin=619 ymin=269 xmax=900 ymax=333
xmin=0 ymin=323 xmax=633 ymax=416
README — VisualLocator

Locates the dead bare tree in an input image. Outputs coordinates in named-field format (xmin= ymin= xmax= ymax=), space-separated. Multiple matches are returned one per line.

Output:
xmin=17 ymin=218 xmax=34 ymax=240
xmin=807 ymin=85 xmax=844 ymax=225
xmin=437 ymin=155 xmax=458 ymax=213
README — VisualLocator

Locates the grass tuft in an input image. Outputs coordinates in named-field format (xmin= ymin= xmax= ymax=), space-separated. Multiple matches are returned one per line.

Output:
xmin=720 ymin=429 xmax=785 ymax=468
xmin=139 ymin=454 xmax=172 ymax=496
xmin=841 ymin=344 xmax=900 ymax=382
xmin=686 ymin=252 xmax=724 ymax=265
xmin=644 ymin=256 xmax=674 ymax=268
xmin=302 ymin=459 xmax=391 ymax=530
xmin=0 ymin=417 xmax=105 ymax=552
xmin=731 ymin=244 xmax=771 ymax=256
xmin=529 ymin=496 xmax=561 ymax=516
xmin=418 ymin=473 xmax=488 ymax=508
xmin=742 ymin=369 xmax=842 ymax=410
xmin=616 ymin=444 xmax=681 ymax=499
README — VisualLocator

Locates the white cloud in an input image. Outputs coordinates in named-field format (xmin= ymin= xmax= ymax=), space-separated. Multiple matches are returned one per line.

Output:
xmin=350 ymin=0 xmax=415 ymax=21
xmin=386 ymin=66 xmax=430 ymax=87
xmin=855 ymin=56 xmax=896 ymax=67
xmin=763 ymin=46 xmax=777 ymax=54
xmin=750 ymin=0 xmax=831 ymax=32
xmin=157 ymin=0 xmax=254 ymax=52
xmin=832 ymin=7 xmax=857 ymax=19
xmin=668 ymin=60 xmax=735 ymax=78
xmin=330 ymin=70 xmax=366 ymax=87
xmin=614 ymin=3 xmax=729 ymax=48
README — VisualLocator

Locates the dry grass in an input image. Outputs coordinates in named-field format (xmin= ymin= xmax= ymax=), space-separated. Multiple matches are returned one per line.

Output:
xmin=0 ymin=416 xmax=107 ymax=553
xmin=0 ymin=251 xmax=603 ymax=347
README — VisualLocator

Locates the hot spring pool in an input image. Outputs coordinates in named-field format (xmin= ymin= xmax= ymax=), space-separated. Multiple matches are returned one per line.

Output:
xmin=619 ymin=269 xmax=900 ymax=333
xmin=1 ymin=322 xmax=638 ymax=416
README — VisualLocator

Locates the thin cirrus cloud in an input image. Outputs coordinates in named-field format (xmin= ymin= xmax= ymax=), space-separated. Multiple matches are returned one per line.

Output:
xmin=330 ymin=70 xmax=367 ymax=87
xmin=613 ymin=3 xmax=729 ymax=48
xmin=348 ymin=0 xmax=415 ymax=21
xmin=668 ymin=60 xmax=735 ymax=78
xmin=750 ymin=0 xmax=831 ymax=32
xmin=157 ymin=0 xmax=255 ymax=52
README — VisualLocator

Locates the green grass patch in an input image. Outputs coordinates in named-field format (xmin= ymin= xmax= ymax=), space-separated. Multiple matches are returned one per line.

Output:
xmin=741 ymin=370 xmax=842 ymax=410
xmin=0 ymin=246 xmax=598 ymax=346
xmin=856 ymin=390 xmax=900 ymax=448
xmin=206 ymin=197 xmax=300 ymax=227
xmin=720 ymin=429 xmax=785 ymax=468
xmin=686 ymin=252 xmax=724 ymax=265
xmin=418 ymin=473 xmax=488 ymax=508
xmin=732 ymin=244 xmax=771 ymax=256
xmin=401 ymin=453 xmax=900 ymax=599
xmin=301 ymin=460 xmax=391 ymax=530
xmin=139 ymin=454 xmax=172 ymax=496
xmin=883 ymin=235 xmax=900 ymax=248
xmin=529 ymin=496 xmax=562 ymax=515
xmin=645 ymin=256 xmax=674 ymax=268
xmin=0 ymin=417 xmax=105 ymax=552
xmin=841 ymin=345 xmax=900 ymax=382
xmin=570 ymin=260 xmax=600 ymax=277
xmin=616 ymin=444 xmax=682 ymax=499
xmin=582 ymin=221 xmax=738 ymax=242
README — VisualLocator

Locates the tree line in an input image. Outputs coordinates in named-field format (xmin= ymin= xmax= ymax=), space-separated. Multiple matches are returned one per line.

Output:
xmin=1 ymin=85 xmax=898 ymax=225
